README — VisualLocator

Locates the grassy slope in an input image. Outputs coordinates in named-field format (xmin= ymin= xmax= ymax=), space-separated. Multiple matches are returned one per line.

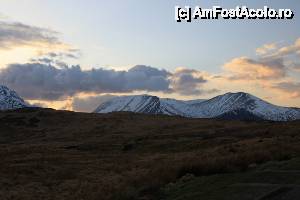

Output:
xmin=164 ymin=158 xmax=300 ymax=200
xmin=0 ymin=108 xmax=299 ymax=200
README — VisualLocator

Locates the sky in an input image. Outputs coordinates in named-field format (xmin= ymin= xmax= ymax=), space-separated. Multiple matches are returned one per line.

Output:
xmin=0 ymin=0 xmax=299 ymax=112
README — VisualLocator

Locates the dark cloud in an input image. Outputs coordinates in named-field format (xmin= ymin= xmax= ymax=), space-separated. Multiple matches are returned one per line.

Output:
xmin=0 ymin=63 xmax=172 ymax=100
xmin=30 ymin=57 xmax=53 ymax=64
xmin=55 ymin=61 xmax=68 ymax=68
xmin=48 ymin=52 xmax=58 ymax=58
xmin=125 ymin=65 xmax=171 ymax=91
xmin=0 ymin=21 xmax=61 ymax=49
xmin=0 ymin=62 xmax=217 ymax=100
xmin=30 ymin=49 xmax=81 ymax=66
xmin=171 ymin=68 xmax=209 ymax=95
xmin=43 ymin=50 xmax=81 ymax=59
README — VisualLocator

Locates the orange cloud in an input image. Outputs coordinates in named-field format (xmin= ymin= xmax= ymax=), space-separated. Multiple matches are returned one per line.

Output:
xmin=272 ymin=81 xmax=300 ymax=98
xmin=223 ymin=57 xmax=286 ymax=80
xmin=221 ymin=37 xmax=300 ymax=104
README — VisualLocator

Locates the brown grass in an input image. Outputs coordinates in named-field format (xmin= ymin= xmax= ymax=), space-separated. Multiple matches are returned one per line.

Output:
xmin=0 ymin=108 xmax=299 ymax=199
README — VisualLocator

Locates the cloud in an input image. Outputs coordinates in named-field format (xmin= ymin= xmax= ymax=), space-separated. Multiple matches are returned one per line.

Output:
xmin=284 ymin=61 xmax=300 ymax=72
xmin=266 ymin=38 xmax=300 ymax=58
xmin=30 ymin=49 xmax=81 ymax=66
xmin=0 ymin=63 xmax=173 ymax=100
xmin=272 ymin=81 xmax=300 ymax=98
xmin=0 ymin=21 xmax=65 ymax=50
xmin=256 ymin=43 xmax=277 ymax=55
xmin=72 ymin=94 xmax=116 ymax=112
xmin=222 ymin=38 xmax=300 ymax=102
xmin=30 ymin=57 xmax=53 ymax=64
xmin=125 ymin=65 xmax=171 ymax=92
xmin=224 ymin=57 xmax=287 ymax=80
xmin=171 ymin=68 xmax=214 ymax=95
xmin=276 ymin=38 xmax=300 ymax=57
xmin=0 ymin=62 xmax=217 ymax=100
xmin=41 ymin=49 xmax=81 ymax=59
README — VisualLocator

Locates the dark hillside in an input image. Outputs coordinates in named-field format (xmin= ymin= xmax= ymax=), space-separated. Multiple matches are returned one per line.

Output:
xmin=0 ymin=108 xmax=300 ymax=200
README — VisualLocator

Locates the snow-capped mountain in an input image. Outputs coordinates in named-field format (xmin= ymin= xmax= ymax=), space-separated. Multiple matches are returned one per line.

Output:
xmin=0 ymin=85 xmax=28 ymax=110
xmin=94 ymin=95 xmax=161 ymax=114
xmin=94 ymin=92 xmax=300 ymax=121
xmin=187 ymin=92 xmax=300 ymax=121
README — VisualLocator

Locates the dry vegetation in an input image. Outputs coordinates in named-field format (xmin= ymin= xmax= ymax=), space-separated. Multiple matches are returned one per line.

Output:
xmin=0 ymin=108 xmax=299 ymax=200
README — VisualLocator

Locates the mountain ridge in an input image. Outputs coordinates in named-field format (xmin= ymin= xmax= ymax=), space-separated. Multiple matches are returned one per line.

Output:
xmin=94 ymin=92 xmax=300 ymax=121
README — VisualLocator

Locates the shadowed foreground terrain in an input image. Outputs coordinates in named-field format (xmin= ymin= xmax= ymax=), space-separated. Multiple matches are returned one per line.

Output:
xmin=0 ymin=108 xmax=300 ymax=200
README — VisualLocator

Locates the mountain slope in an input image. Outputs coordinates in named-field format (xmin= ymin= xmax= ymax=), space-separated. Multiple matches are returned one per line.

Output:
xmin=0 ymin=85 xmax=28 ymax=110
xmin=189 ymin=92 xmax=300 ymax=121
xmin=94 ymin=95 xmax=161 ymax=114
xmin=94 ymin=92 xmax=300 ymax=121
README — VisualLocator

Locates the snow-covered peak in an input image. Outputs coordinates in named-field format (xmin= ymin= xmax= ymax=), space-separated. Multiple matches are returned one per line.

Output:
xmin=94 ymin=92 xmax=300 ymax=121
xmin=188 ymin=92 xmax=300 ymax=121
xmin=0 ymin=85 xmax=28 ymax=110
xmin=94 ymin=95 xmax=161 ymax=114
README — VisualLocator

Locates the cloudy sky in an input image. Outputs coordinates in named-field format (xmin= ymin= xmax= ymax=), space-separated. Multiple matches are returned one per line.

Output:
xmin=0 ymin=0 xmax=299 ymax=112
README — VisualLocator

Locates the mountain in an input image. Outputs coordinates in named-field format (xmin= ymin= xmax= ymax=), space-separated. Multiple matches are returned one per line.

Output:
xmin=94 ymin=95 xmax=161 ymax=114
xmin=0 ymin=85 xmax=28 ymax=110
xmin=94 ymin=92 xmax=300 ymax=121
xmin=187 ymin=92 xmax=300 ymax=121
